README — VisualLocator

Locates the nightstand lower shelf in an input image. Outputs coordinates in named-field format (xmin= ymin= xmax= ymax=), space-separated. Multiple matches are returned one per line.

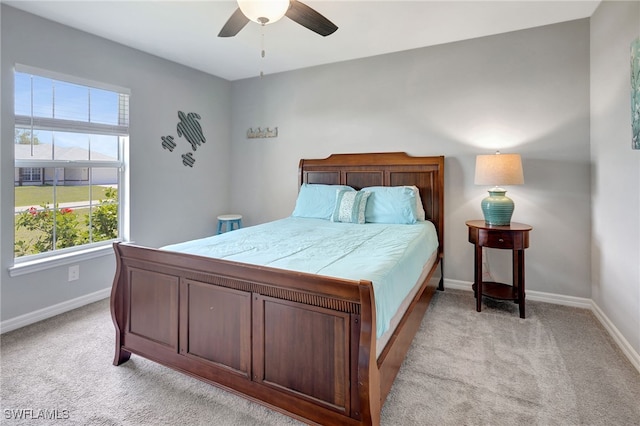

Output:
xmin=472 ymin=282 xmax=518 ymax=301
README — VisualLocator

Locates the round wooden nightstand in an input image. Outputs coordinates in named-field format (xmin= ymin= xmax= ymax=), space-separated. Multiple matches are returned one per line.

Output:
xmin=465 ymin=220 xmax=533 ymax=318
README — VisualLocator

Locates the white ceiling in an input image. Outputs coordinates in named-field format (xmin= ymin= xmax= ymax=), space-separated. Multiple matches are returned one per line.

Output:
xmin=4 ymin=0 xmax=601 ymax=81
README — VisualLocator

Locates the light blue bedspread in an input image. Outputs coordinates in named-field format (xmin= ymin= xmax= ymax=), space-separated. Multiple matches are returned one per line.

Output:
xmin=162 ymin=217 xmax=438 ymax=338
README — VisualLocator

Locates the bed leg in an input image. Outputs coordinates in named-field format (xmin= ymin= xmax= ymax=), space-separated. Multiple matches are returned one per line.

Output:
xmin=438 ymin=257 xmax=444 ymax=291
xmin=113 ymin=347 xmax=131 ymax=366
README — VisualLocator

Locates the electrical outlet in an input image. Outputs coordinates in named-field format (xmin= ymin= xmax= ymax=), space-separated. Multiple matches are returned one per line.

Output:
xmin=68 ymin=265 xmax=79 ymax=282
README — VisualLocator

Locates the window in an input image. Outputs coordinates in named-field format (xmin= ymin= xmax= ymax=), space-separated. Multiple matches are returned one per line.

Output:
xmin=14 ymin=65 xmax=129 ymax=261
xmin=19 ymin=167 xmax=43 ymax=183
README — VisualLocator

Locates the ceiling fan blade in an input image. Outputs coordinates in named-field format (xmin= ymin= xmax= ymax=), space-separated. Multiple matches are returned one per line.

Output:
xmin=218 ymin=7 xmax=250 ymax=37
xmin=285 ymin=0 xmax=338 ymax=37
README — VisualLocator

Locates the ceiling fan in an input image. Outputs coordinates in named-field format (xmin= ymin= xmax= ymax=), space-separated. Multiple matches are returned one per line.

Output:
xmin=218 ymin=0 xmax=338 ymax=38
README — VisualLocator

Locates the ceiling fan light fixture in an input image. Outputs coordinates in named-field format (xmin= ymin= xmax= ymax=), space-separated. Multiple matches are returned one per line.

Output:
xmin=237 ymin=0 xmax=290 ymax=25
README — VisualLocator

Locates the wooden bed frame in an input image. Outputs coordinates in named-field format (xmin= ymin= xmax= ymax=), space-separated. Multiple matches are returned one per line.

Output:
xmin=110 ymin=152 xmax=444 ymax=425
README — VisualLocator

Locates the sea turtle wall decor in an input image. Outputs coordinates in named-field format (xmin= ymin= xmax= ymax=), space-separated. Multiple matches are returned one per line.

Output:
xmin=161 ymin=111 xmax=207 ymax=167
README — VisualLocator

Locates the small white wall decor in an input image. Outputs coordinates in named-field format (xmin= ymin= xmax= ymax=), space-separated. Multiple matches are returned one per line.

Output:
xmin=247 ymin=127 xmax=278 ymax=139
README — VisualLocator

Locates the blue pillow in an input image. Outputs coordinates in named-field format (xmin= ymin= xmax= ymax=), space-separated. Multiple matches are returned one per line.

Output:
xmin=362 ymin=186 xmax=418 ymax=224
xmin=292 ymin=184 xmax=354 ymax=220
xmin=331 ymin=190 xmax=371 ymax=224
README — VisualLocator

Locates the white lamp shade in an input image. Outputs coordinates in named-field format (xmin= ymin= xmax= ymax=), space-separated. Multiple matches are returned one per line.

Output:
xmin=237 ymin=0 xmax=290 ymax=24
xmin=474 ymin=153 xmax=524 ymax=186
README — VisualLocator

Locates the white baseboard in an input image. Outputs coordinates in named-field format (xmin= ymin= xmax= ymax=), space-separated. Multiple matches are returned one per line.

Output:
xmin=590 ymin=301 xmax=640 ymax=373
xmin=443 ymin=278 xmax=474 ymax=292
xmin=0 ymin=287 xmax=111 ymax=334
xmin=442 ymin=278 xmax=640 ymax=374
xmin=445 ymin=278 xmax=592 ymax=308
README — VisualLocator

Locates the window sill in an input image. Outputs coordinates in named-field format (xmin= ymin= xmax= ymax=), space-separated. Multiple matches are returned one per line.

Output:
xmin=8 ymin=244 xmax=115 ymax=277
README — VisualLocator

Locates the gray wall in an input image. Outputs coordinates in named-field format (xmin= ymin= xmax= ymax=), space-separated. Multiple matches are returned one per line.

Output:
xmin=1 ymin=5 xmax=231 ymax=321
xmin=230 ymin=19 xmax=592 ymax=299
xmin=590 ymin=1 xmax=640 ymax=356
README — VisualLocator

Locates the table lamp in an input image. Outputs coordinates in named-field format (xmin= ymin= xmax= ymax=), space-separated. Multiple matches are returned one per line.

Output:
xmin=474 ymin=151 xmax=524 ymax=225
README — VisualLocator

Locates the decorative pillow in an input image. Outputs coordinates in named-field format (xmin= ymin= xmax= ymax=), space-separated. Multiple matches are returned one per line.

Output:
xmin=361 ymin=186 xmax=418 ymax=224
xmin=292 ymin=184 xmax=354 ymax=220
xmin=331 ymin=190 xmax=371 ymax=224
xmin=410 ymin=185 xmax=427 ymax=221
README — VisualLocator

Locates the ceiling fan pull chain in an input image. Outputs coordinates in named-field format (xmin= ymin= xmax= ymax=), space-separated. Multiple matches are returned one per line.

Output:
xmin=260 ymin=25 xmax=265 ymax=78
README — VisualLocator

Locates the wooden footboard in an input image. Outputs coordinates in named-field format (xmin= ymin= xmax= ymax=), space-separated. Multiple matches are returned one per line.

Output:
xmin=111 ymin=242 xmax=387 ymax=425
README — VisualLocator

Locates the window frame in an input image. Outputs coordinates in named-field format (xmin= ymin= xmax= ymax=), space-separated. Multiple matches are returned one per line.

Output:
xmin=11 ymin=64 xmax=130 ymax=275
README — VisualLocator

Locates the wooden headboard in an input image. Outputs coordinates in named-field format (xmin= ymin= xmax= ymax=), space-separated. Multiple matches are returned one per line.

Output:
xmin=299 ymin=152 xmax=445 ymax=258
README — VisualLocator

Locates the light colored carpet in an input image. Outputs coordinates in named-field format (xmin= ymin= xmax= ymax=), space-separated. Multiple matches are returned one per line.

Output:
xmin=1 ymin=289 xmax=639 ymax=425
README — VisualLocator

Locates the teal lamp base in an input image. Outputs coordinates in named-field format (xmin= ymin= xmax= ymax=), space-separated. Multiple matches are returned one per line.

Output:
xmin=481 ymin=188 xmax=514 ymax=226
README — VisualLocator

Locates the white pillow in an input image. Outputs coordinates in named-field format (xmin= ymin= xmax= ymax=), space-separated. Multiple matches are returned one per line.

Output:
xmin=410 ymin=186 xmax=426 ymax=221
